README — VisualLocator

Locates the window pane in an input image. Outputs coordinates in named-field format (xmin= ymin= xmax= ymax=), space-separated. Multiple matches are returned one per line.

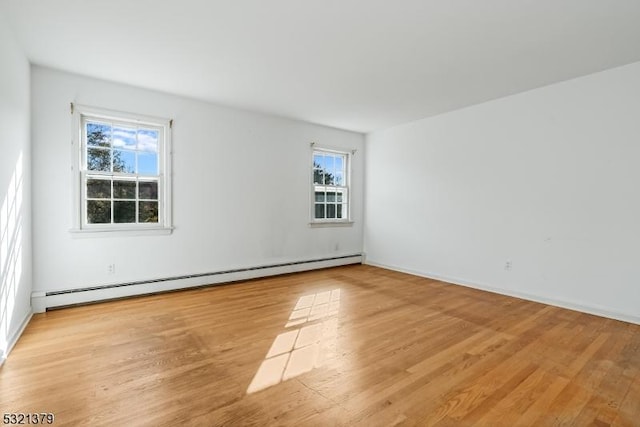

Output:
xmin=138 ymin=152 xmax=158 ymax=175
xmin=87 ymin=147 xmax=111 ymax=171
xmin=113 ymin=150 xmax=135 ymax=173
xmin=323 ymin=169 xmax=335 ymax=185
xmin=139 ymin=181 xmax=158 ymax=199
xmin=137 ymin=129 xmax=159 ymax=152
xmin=86 ymin=122 xmax=111 ymax=147
xmin=327 ymin=204 xmax=336 ymax=218
xmin=114 ymin=201 xmax=136 ymax=223
xmin=325 ymin=155 xmax=335 ymax=174
xmin=336 ymin=191 xmax=343 ymax=203
xmin=327 ymin=191 xmax=336 ymax=202
xmin=313 ymin=169 xmax=324 ymax=185
xmin=314 ymin=204 xmax=325 ymax=219
xmin=334 ymin=172 xmax=344 ymax=186
xmin=113 ymin=180 xmax=136 ymax=199
xmin=87 ymin=178 xmax=111 ymax=199
xmin=313 ymin=154 xmax=323 ymax=169
xmin=139 ymin=201 xmax=159 ymax=223
xmin=314 ymin=189 xmax=325 ymax=202
xmin=335 ymin=156 xmax=344 ymax=173
xmin=112 ymin=126 xmax=137 ymax=150
xmin=338 ymin=204 xmax=347 ymax=219
xmin=87 ymin=200 xmax=111 ymax=223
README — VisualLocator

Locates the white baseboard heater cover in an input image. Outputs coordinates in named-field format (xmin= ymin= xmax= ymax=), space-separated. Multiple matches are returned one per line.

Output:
xmin=32 ymin=254 xmax=362 ymax=312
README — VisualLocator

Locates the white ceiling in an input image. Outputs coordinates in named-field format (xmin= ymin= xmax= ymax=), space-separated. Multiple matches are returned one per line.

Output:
xmin=2 ymin=0 xmax=640 ymax=133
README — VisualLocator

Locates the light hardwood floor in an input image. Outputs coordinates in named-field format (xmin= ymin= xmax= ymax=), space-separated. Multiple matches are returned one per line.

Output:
xmin=1 ymin=265 xmax=639 ymax=426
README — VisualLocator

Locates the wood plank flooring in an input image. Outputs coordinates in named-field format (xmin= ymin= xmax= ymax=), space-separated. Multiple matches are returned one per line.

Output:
xmin=1 ymin=264 xmax=639 ymax=426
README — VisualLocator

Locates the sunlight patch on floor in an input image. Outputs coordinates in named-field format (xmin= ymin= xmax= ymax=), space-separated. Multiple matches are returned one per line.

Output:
xmin=247 ymin=289 xmax=340 ymax=394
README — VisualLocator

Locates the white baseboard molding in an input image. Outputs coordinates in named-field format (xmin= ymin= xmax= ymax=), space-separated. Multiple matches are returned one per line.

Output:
xmin=365 ymin=259 xmax=640 ymax=326
xmin=32 ymin=254 xmax=362 ymax=313
xmin=1 ymin=309 xmax=33 ymax=365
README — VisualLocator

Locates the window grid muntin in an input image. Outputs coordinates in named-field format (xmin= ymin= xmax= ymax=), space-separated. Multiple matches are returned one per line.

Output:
xmin=312 ymin=149 xmax=349 ymax=221
xmin=83 ymin=174 xmax=160 ymax=225
xmin=81 ymin=115 xmax=163 ymax=228
xmin=83 ymin=118 xmax=160 ymax=176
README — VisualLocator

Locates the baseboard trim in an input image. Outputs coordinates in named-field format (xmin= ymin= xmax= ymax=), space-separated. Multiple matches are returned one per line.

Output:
xmin=32 ymin=254 xmax=362 ymax=312
xmin=1 ymin=310 xmax=33 ymax=365
xmin=365 ymin=259 xmax=640 ymax=326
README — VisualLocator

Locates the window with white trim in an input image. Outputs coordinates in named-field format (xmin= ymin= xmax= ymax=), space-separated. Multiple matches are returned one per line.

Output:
xmin=71 ymin=105 xmax=172 ymax=233
xmin=312 ymin=148 xmax=350 ymax=222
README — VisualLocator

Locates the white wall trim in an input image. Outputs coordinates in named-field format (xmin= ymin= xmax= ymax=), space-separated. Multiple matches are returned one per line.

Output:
xmin=32 ymin=255 xmax=362 ymax=312
xmin=365 ymin=259 xmax=640 ymax=326
xmin=1 ymin=310 xmax=33 ymax=365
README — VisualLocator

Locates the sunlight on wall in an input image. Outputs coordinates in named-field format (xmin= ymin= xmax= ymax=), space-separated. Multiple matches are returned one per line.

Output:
xmin=1 ymin=152 xmax=24 ymax=359
xmin=247 ymin=289 xmax=341 ymax=394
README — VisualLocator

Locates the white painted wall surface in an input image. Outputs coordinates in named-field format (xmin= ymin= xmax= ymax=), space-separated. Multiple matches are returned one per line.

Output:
xmin=365 ymin=61 xmax=640 ymax=323
xmin=0 ymin=14 xmax=32 ymax=360
xmin=31 ymin=67 xmax=364 ymax=293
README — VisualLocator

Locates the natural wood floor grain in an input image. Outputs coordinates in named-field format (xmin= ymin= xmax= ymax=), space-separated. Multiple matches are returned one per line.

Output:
xmin=1 ymin=265 xmax=639 ymax=426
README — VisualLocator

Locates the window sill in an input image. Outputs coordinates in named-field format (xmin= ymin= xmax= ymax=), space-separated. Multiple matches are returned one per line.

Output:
xmin=69 ymin=226 xmax=173 ymax=238
xmin=309 ymin=221 xmax=354 ymax=228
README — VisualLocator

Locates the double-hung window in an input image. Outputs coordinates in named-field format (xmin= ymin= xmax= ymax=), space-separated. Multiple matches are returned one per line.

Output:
xmin=71 ymin=105 xmax=172 ymax=234
xmin=312 ymin=148 xmax=350 ymax=223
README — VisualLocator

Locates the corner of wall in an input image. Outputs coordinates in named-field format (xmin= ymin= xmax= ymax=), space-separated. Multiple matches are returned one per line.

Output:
xmin=0 ymin=13 xmax=33 ymax=361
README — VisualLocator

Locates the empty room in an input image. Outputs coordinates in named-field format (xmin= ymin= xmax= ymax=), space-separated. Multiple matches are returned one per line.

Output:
xmin=1 ymin=0 xmax=639 ymax=425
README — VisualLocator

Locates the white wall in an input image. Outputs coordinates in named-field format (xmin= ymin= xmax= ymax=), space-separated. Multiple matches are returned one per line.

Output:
xmin=31 ymin=67 xmax=364 ymax=294
xmin=365 ymin=61 xmax=640 ymax=323
xmin=0 ymin=14 xmax=32 ymax=360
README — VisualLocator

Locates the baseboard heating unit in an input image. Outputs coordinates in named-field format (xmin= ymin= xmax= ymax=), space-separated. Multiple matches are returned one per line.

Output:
xmin=31 ymin=254 xmax=362 ymax=312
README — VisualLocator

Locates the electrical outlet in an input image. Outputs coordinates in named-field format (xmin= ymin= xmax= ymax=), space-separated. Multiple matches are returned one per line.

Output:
xmin=107 ymin=263 xmax=116 ymax=275
xmin=504 ymin=261 xmax=512 ymax=271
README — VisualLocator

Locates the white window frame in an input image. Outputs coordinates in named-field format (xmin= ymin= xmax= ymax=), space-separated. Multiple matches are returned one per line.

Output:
xmin=70 ymin=104 xmax=173 ymax=236
xmin=310 ymin=145 xmax=353 ymax=226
